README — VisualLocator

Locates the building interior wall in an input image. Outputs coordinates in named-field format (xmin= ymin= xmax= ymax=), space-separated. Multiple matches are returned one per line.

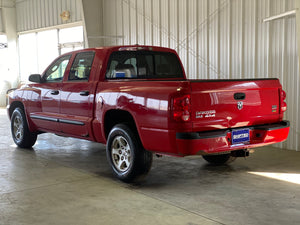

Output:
xmin=15 ymin=0 xmax=83 ymax=32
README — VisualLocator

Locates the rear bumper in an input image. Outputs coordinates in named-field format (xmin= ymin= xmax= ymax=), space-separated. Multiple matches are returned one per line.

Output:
xmin=176 ymin=121 xmax=290 ymax=156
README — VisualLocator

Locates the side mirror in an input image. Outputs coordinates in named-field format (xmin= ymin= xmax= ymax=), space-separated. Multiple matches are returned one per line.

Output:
xmin=29 ymin=74 xmax=42 ymax=83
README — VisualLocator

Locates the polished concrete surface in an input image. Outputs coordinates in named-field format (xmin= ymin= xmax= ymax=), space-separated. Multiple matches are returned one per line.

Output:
xmin=1 ymin=107 xmax=300 ymax=225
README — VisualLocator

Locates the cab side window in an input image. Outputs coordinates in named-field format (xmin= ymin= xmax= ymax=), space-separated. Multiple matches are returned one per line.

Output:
xmin=68 ymin=52 xmax=95 ymax=81
xmin=44 ymin=55 xmax=71 ymax=82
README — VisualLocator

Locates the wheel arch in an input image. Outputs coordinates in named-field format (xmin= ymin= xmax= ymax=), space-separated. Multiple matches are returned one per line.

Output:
xmin=8 ymin=101 xmax=25 ymax=119
xmin=104 ymin=109 xmax=142 ymax=144
xmin=9 ymin=101 xmax=36 ymax=132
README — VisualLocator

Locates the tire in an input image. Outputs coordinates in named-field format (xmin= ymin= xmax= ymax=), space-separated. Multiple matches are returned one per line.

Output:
xmin=106 ymin=124 xmax=153 ymax=183
xmin=11 ymin=107 xmax=37 ymax=148
xmin=202 ymin=153 xmax=236 ymax=165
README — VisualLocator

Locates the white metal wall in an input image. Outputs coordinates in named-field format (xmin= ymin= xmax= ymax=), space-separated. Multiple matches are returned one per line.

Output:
xmin=102 ymin=0 xmax=300 ymax=151
xmin=0 ymin=9 xmax=4 ymax=33
xmin=15 ymin=0 xmax=83 ymax=32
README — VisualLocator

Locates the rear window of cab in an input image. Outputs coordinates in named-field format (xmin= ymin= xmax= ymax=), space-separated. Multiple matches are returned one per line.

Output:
xmin=105 ymin=51 xmax=184 ymax=79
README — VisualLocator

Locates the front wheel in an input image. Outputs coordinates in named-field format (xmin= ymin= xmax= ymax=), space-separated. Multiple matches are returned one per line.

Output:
xmin=11 ymin=108 xmax=37 ymax=148
xmin=106 ymin=124 xmax=153 ymax=183
xmin=202 ymin=153 xmax=236 ymax=165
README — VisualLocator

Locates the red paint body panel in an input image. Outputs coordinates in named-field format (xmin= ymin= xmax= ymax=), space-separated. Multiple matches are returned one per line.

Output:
xmin=7 ymin=45 xmax=289 ymax=157
xmin=189 ymin=79 xmax=283 ymax=131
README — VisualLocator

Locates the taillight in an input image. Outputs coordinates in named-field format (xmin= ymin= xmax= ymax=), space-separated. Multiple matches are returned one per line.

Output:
xmin=173 ymin=95 xmax=191 ymax=122
xmin=280 ymin=90 xmax=287 ymax=112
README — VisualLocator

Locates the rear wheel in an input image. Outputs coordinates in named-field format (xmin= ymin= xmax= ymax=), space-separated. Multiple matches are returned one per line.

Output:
xmin=202 ymin=153 xmax=236 ymax=165
xmin=106 ymin=124 xmax=153 ymax=182
xmin=11 ymin=108 xmax=37 ymax=148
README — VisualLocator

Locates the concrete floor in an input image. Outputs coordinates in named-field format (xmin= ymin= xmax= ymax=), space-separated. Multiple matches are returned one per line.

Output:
xmin=1 ymin=108 xmax=300 ymax=225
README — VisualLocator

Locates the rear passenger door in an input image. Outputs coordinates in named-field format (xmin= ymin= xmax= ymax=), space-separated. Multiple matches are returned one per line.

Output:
xmin=59 ymin=51 xmax=96 ymax=138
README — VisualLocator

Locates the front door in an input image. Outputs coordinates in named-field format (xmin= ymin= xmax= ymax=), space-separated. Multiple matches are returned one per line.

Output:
xmin=30 ymin=55 xmax=71 ymax=132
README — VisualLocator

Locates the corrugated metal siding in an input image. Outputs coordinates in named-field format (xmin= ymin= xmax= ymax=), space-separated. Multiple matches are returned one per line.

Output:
xmin=15 ymin=0 xmax=83 ymax=32
xmin=102 ymin=0 xmax=300 ymax=151
xmin=0 ymin=9 xmax=4 ymax=33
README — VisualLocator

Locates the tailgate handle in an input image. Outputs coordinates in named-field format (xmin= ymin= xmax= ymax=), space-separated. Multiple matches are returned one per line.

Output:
xmin=234 ymin=93 xmax=246 ymax=100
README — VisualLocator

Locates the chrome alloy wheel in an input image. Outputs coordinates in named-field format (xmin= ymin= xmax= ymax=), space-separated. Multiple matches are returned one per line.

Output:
xmin=111 ymin=136 xmax=132 ymax=172
xmin=13 ymin=114 xmax=24 ymax=142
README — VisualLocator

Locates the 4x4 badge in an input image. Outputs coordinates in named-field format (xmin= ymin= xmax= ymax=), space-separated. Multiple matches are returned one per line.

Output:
xmin=237 ymin=101 xmax=243 ymax=110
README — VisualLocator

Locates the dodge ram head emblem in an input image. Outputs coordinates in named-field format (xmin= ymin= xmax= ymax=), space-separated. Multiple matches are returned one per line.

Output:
xmin=237 ymin=101 xmax=243 ymax=110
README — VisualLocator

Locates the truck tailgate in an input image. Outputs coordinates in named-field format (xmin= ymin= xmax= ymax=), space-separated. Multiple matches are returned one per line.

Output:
xmin=190 ymin=79 xmax=283 ymax=132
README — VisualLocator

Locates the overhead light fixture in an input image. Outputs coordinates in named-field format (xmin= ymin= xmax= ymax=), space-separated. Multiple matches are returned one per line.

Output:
xmin=263 ymin=9 xmax=296 ymax=23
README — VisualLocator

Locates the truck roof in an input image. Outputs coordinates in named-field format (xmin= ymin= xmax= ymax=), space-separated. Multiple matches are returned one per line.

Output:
xmin=63 ymin=45 xmax=177 ymax=55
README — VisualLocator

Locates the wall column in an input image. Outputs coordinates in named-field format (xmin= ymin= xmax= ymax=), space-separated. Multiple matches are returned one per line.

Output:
xmin=295 ymin=0 xmax=300 ymax=75
xmin=0 ymin=5 xmax=17 ymax=106
xmin=81 ymin=0 xmax=104 ymax=47
xmin=2 ymin=7 xmax=18 ymax=86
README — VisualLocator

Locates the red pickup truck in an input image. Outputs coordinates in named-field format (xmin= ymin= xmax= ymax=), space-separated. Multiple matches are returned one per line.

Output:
xmin=7 ymin=45 xmax=289 ymax=182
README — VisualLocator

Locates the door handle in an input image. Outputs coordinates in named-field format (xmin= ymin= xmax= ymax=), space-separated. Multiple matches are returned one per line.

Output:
xmin=80 ymin=91 xmax=89 ymax=96
xmin=51 ymin=90 xmax=59 ymax=95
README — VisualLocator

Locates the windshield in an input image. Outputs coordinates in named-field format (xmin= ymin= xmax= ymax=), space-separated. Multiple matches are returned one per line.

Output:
xmin=105 ymin=51 xmax=184 ymax=79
